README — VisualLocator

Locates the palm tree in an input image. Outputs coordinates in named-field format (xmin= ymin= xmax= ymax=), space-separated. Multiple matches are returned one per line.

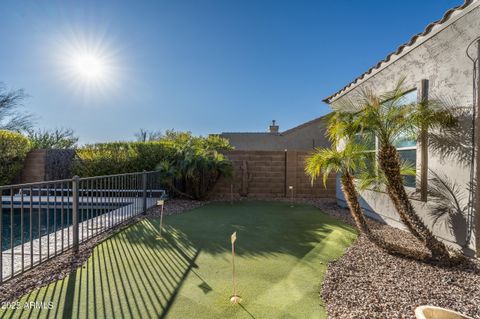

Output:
xmin=157 ymin=133 xmax=232 ymax=200
xmin=306 ymin=143 xmax=368 ymax=231
xmin=306 ymin=113 xmax=427 ymax=259
xmin=350 ymin=80 xmax=456 ymax=260
xmin=0 ymin=85 xmax=33 ymax=132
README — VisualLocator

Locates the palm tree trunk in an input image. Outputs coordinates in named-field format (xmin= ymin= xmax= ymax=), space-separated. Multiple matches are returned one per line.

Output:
xmin=341 ymin=172 xmax=428 ymax=260
xmin=166 ymin=181 xmax=194 ymax=199
xmin=378 ymin=144 xmax=450 ymax=260
xmin=341 ymin=173 xmax=370 ymax=233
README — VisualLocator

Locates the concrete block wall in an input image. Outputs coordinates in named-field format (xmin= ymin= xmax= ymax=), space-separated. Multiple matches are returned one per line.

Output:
xmin=212 ymin=150 xmax=335 ymax=198
xmin=295 ymin=152 xmax=336 ymax=198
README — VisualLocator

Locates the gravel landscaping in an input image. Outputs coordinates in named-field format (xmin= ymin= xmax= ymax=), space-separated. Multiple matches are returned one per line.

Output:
xmin=316 ymin=200 xmax=480 ymax=319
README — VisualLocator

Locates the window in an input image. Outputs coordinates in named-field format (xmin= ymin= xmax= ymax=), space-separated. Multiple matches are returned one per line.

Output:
xmin=394 ymin=90 xmax=417 ymax=188
xmin=354 ymin=131 xmax=376 ymax=173
xmin=356 ymin=90 xmax=418 ymax=188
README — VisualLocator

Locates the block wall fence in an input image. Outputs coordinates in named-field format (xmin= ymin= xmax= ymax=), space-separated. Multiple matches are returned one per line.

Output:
xmin=18 ymin=149 xmax=47 ymax=183
xmin=212 ymin=150 xmax=336 ymax=198
xmin=16 ymin=149 xmax=75 ymax=184
xmin=17 ymin=150 xmax=336 ymax=199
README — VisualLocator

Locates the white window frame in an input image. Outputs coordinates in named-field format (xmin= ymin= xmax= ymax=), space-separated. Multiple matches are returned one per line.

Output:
xmin=357 ymin=89 xmax=419 ymax=192
xmin=361 ymin=136 xmax=417 ymax=190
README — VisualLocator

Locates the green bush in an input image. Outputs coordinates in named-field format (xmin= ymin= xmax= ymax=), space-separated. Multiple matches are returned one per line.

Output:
xmin=73 ymin=141 xmax=176 ymax=177
xmin=0 ymin=130 xmax=31 ymax=185
xmin=72 ymin=131 xmax=233 ymax=200
xmin=157 ymin=132 xmax=233 ymax=199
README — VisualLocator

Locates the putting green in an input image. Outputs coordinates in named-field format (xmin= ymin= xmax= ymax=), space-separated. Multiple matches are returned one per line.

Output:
xmin=1 ymin=201 xmax=356 ymax=319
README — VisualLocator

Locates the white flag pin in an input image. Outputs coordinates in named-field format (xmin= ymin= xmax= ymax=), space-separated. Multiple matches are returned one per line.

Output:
xmin=156 ymin=199 xmax=165 ymax=240
xmin=230 ymin=231 xmax=241 ymax=304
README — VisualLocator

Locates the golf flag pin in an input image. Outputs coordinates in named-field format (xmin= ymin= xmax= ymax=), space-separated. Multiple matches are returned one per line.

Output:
xmin=156 ymin=199 xmax=165 ymax=240
xmin=230 ymin=231 xmax=241 ymax=304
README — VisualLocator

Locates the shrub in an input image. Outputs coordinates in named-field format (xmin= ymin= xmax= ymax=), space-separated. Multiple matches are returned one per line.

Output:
xmin=0 ymin=130 xmax=31 ymax=185
xmin=72 ymin=131 xmax=233 ymax=200
xmin=157 ymin=132 xmax=233 ymax=199
xmin=73 ymin=141 xmax=176 ymax=177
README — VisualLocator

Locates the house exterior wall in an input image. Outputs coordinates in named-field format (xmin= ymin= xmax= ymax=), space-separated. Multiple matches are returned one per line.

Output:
xmin=219 ymin=117 xmax=330 ymax=151
xmin=281 ymin=122 xmax=330 ymax=150
xmin=330 ymin=3 xmax=480 ymax=255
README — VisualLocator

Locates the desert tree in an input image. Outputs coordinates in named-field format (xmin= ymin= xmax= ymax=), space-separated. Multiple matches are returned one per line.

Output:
xmin=135 ymin=128 xmax=163 ymax=142
xmin=0 ymin=84 xmax=34 ymax=132
xmin=27 ymin=128 xmax=79 ymax=149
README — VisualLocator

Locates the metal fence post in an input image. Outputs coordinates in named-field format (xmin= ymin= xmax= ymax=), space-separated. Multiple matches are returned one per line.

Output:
xmin=142 ymin=171 xmax=147 ymax=214
xmin=72 ymin=176 xmax=80 ymax=252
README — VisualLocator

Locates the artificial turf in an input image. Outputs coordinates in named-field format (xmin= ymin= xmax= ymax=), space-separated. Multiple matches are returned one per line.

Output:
xmin=1 ymin=201 xmax=356 ymax=319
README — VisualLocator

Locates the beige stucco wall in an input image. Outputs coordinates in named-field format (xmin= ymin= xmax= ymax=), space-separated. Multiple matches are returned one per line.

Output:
xmin=330 ymin=2 xmax=480 ymax=254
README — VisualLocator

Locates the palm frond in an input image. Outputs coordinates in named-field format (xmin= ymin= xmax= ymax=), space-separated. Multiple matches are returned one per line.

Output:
xmin=305 ymin=148 xmax=343 ymax=187
xmin=427 ymin=170 xmax=467 ymax=228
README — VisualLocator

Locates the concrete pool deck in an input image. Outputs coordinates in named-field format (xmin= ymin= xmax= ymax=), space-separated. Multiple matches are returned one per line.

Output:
xmin=1 ymin=196 xmax=159 ymax=281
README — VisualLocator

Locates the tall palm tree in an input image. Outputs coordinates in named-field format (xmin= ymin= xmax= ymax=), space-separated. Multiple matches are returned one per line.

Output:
xmin=350 ymin=80 xmax=456 ymax=260
xmin=306 ymin=113 xmax=427 ymax=259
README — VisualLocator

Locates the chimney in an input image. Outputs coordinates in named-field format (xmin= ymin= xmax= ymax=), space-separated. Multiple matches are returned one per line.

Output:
xmin=269 ymin=120 xmax=279 ymax=134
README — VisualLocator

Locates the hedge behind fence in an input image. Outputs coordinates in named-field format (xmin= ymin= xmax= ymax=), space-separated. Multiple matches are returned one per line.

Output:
xmin=0 ymin=130 xmax=31 ymax=185
xmin=73 ymin=141 xmax=176 ymax=177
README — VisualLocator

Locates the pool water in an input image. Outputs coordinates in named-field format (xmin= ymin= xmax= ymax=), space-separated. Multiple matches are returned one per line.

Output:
xmin=1 ymin=204 xmax=125 ymax=251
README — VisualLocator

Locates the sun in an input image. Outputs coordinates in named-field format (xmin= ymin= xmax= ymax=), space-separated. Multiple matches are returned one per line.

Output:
xmin=52 ymin=29 xmax=122 ymax=99
xmin=72 ymin=53 xmax=106 ymax=81
xmin=52 ymin=35 xmax=124 ymax=102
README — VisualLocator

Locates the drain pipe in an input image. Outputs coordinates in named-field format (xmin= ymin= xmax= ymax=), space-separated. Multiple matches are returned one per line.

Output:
xmin=475 ymin=40 xmax=480 ymax=257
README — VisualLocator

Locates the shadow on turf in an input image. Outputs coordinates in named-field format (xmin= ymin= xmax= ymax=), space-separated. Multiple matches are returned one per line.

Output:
xmin=4 ymin=202 xmax=355 ymax=319
xmin=3 ymin=222 xmax=201 ymax=319
xmin=130 ymin=201 xmax=356 ymax=259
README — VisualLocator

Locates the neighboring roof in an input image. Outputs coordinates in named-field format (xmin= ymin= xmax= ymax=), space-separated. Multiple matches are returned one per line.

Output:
xmin=281 ymin=114 xmax=329 ymax=135
xmin=220 ymin=114 xmax=329 ymax=136
xmin=219 ymin=132 xmax=274 ymax=135
xmin=323 ymin=0 xmax=478 ymax=104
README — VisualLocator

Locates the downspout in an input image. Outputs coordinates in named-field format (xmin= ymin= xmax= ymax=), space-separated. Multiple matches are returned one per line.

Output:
xmin=475 ymin=40 xmax=480 ymax=257
xmin=419 ymin=79 xmax=429 ymax=202
xmin=467 ymin=38 xmax=480 ymax=257
xmin=284 ymin=149 xmax=288 ymax=197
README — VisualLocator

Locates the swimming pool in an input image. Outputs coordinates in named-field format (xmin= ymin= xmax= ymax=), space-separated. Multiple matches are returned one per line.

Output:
xmin=0 ymin=202 xmax=126 ymax=251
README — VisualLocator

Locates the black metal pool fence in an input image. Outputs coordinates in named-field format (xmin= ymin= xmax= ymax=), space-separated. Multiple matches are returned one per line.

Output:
xmin=0 ymin=171 xmax=165 ymax=283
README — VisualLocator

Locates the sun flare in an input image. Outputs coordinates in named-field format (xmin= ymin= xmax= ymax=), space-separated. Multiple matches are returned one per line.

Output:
xmin=72 ymin=53 xmax=106 ymax=81
xmin=54 ymin=32 xmax=121 ymax=98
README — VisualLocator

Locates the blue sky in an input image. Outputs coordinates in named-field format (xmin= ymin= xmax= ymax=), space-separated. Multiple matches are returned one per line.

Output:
xmin=0 ymin=0 xmax=461 ymax=143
